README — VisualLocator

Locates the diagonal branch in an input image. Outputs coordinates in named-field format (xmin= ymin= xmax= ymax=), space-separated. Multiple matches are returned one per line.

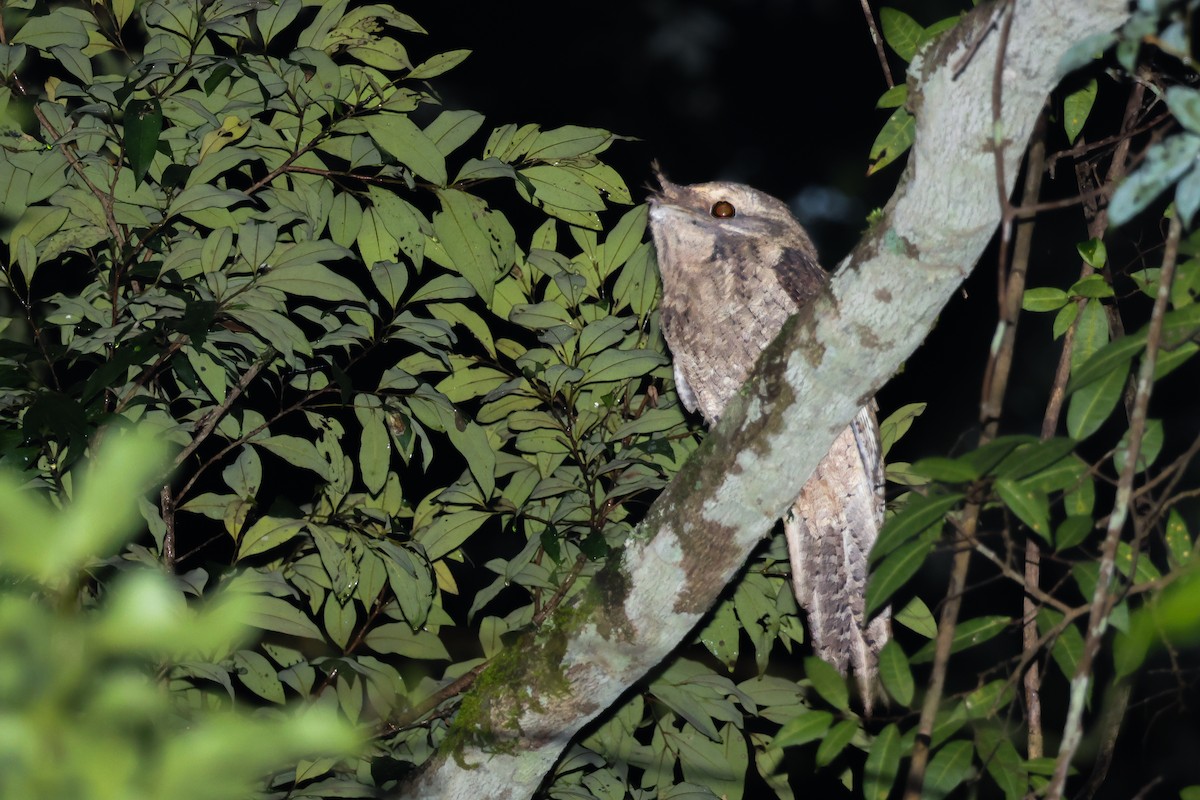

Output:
xmin=399 ymin=2 xmax=1133 ymax=797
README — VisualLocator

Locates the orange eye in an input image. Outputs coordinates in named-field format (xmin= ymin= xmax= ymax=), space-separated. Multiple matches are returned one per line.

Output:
xmin=711 ymin=200 xmax=736 ymax=218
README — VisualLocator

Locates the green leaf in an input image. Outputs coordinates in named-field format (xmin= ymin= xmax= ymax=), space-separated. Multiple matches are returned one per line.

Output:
xmin=362 ymin=112 xmax=447 ymax=185
xmin=1055 ymin=515 xmax=1093 ymax=550
xmin=1077 ymin=237 xmax=1108 ymax=269
xmin=867 ymin=107 xmax=915 ymax=175
xmin=911 ymin=456 xmax=978 ymax=483
xmin=582 ymin=349 xmax=667 ymax=384
xmin=1022 ymin=287 xmax=1069 ymax=312
xmin=994 ymin=477 xmax=1051 ymax=541
xmin=867 ymin=534 xmax=936 ymax=617
xmin=11 ymin=8 xmax=88 ymax=49
xmin=773 ymin=710 xmax=833 ymax=749
xmin=880 ymin=8 xmax=923 ymax=61
xmin=1063 ymin=78 xmax=1098 ymax=145
xmin=698 ymin=600 xmax=739 ymax=671
xmin=527 ymin=125 xmax=612 ymax=160
xmin=1110 ymin=133 xmax=1200 ymax=226
xmin=876 ymin=84 xmax=908 ymax=109
xmin=234 ymin=649 xmax=287 ymax=704
xmin=1114 ymin=418 xmax=1163 ymax=474
xmin=879 ymin=402 xmax=925 ymax=457
xmin=871 ymin=492 xmax=962 ymax=563
xmin=244 ymin=595 xmax=325 ymax=640
xmin=433 ymin=188 xmax=500 ymax=303
xmin=424 ymin=109 xmax=485 ymax=156
xmin=863 ymin=723 xmax=902 ymax=800
xmin=1069 ymin=274 xmax=1113 ymax=299
xmin=894 ymin=596 xmax=936 ymax=637
xmin=804 ymin=656 xmax=849 ymax=711
xmin=877 ymin=640 xmax=914 ymax=705
xmin=407 ymin=48 xmax=471 ymax=80
xmin=1166 ymin=508 xmax=1194 ymax=567
xmin=253 ymin=436 xmax=332 ymax=481
xmin=354 ymin=394 xmax=390 ymax=494
xmin=258 ymin=263 xmax=366 ymax=304
xmin=602 ymin=203 xmax=649 ymax=276
xmin=977 ymin=727 xmax=1027 ymax=800
xmin=257 ymin=0 xmax=301 ymax=46
xmin=1066 ymin=360 xmax=1129 ymax=440
xmin=912 ymin=616 xmax=1010 ymax=663
xmin=414 ymin=509 xmax=490 ymax=561
xmin=924 ymin=740 xmax=974 ymax=800
xmin=238 ymin=517 xmax=306 ymax=560
xmin=815 ymin=719 xmax=858 ymax=767
xmin=124 ymin=97 xmax=162 ymax=188
xmin=365 ymin=624 xmax=450 ymax=660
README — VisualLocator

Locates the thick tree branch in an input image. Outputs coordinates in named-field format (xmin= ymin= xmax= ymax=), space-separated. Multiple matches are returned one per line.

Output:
xmin=401 ymin=1 xmax=1131 ymax=797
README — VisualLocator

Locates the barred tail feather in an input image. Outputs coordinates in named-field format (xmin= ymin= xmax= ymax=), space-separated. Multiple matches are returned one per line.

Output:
xmin=786 ymin=405 xmax=890 ymax=715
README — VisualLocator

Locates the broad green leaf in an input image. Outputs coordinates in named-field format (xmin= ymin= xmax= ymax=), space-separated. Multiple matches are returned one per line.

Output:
xmin=773 ymin=710 xmax=833 ymax=749
xmin=1110 ymin=133 xmax=1200 ymax=225
xmin=867 ymin=107 xmax=915 ymax=175
xmin=1066 ymin=360 xmax=1129 ymax=440
xmin=993 ymin=437 xmax=1076 ymax=481
xmin=878 ymin=640 xmax=914 ymax=705
xmin=518 ymin=164 xmax=606 ymax=211
xmin=1168 ymin=85 xmax=1200 ymax=134
xmin=924 ymin=740 xmax=974 ymax=800
xmin=258 ymin=263 xmax=366 ymax=304
xmin=1166 ymin=508 xmax=1194 ymax=567
xmin=257 ymin=0 xmax=301 ymax=45
xmin=876 ymin=84 xmax=908 ymax=109
xmin=1114 ymin=417 xmax=1163 ymax=474
xmin=527 ymin=125 xmax=612 ymax=160
xmin=408 ymin=49 xmax=471 ymax=80
xmin=253 ymin=435 xmax=332 ymax=480
xmin=698 ymin=600 xmax=739 ymax=671
xmin=863 ymin=723 xmax=901 ymax=800
xmin=362 ymin=113 xmax=447 ymax=185
xmin=365 ymin=624 xmax=450 ymax=660
xmin=1077 ymin=237 xmax=1107 ymax=269
xmin=9 ymin=204 xmax=69 ymax=283
xmin=804 ymin=656 xmax=849 ymax=711
xmin=977 ymin=728 xmax=1027 ymax=800
xmin=815 ymin=719 xmax=858 ymax=767
xmin=867 ymin=533 xmax=936 ymax=617
xmin=424 ymin=109 xmax=485 ymax=156
xmin=894 ymin=596 xmax=937 ymax=637
xmin=582 ymin=349 xmax=667 ymax=384
xmin=323 ymin=596 xmax=357 ymax=651
xmin=11 ymin=8 xmax=89 ymax=49
xmin=244 ymin=595 xmax=325 ymax=640
xmin=414 ymin=509 xmax=490 ymax=561
xmin=1069 ymin=274 xmax=1113 ymax=299
xmin=124 ymin=98 xmax=161 ymax=187
xmin=1022 ymin=287 xmax=1069 ymax=312
xmin=168 ymin=185 xmax=247 ymax=220
xmin=911 ymin=456 xmax=978 ymax=483
xmin=602 ymin=203 xmax=649 ymax=276
xmin=234 ymin=649 xmax=287 ymax=704
xmin=1063 ymin=78 xmax=1097 ymax=144
xmin=964 ymin=680 xmax=1014 ymax=719
xmin=880 ymin=7 xmax=923 ymax=61
xmin=1071 ymin=298 xmax=1109 ymax=372
xmin=354 ymin=394 xmax=390 ymax=494
xmin=1055 ymin=515 xmax=1094 ymax=550
xmin=238 ymin=517 xmax=307 ymax=560
xmin=871 ymin=492 xmax=962 ymax=563
xmin=912 ymin=616 xmax=1010 ymax=664
xmin=222 ymin=446 xmax=261 ymax=500
xmin=994 ymin=477 xmax=1050 ymax=541
xmin=433 ymin=188 xmax=500 ymax=303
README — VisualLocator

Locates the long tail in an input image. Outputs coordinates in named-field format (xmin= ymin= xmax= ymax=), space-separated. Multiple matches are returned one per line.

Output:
xmin=785 ymin=405 xmax=890 ymax=714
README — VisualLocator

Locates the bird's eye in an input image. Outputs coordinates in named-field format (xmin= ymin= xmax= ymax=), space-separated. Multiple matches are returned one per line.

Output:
xmin=711 ymin=200 xmax=736 ymax=218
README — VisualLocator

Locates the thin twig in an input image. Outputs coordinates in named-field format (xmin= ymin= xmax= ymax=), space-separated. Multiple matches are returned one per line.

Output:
xmin=902 ymin=9 xmax=1017 ymax=797
xmin=171 ymin=356 xmax=268 ymax=471
xmin=1044 ymin=212 xmax=1183 ymax=800
xmin=858 ymin=0 xmax=895 ymax=89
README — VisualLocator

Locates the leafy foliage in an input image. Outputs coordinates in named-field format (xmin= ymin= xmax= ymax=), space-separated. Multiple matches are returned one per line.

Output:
xmin=5 ymin=1 xmax=1200 ymax=799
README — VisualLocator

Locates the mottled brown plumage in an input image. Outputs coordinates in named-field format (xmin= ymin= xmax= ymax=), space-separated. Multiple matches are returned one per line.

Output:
xmin=648 ymin=169 xmax=890 ymax=711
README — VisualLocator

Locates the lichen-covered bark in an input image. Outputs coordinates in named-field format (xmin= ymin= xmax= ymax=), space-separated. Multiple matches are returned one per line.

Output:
xmin=399 ymin=2 xmax=1130 ymax=797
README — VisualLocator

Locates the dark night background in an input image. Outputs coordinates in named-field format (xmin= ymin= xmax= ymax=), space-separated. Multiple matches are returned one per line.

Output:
xmin=409 ymin=3 xmax=1200 ymax=798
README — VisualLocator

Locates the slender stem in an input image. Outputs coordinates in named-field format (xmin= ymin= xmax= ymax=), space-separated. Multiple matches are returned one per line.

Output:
xmin=1044 ymin=213 xmax=1182 ymax=800
xmin=858 ymin=0 xmax=895 ymax=89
